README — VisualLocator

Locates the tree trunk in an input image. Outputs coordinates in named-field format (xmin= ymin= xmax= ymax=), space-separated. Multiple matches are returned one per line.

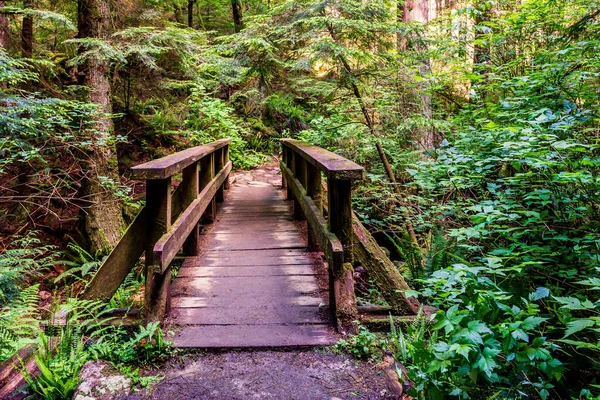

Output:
xmin=402 ymin=0 xmax=435 ymax=150
xmin=0 ymin=1 xmax=9 ymax=49
xmin=472 ymin=1 xmax=491 ymax=98
xmin=187 ymin=0 xmax=194 ymax=27
xmin=231 ymin=0 xmax=243 ymax=32
xmin=77 ymin=0 xmax=124 ymax=254
xmin=21 ymin=0 xmax=32 ymax=57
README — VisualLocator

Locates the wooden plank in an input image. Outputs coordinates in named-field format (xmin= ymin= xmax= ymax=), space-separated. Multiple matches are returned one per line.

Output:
xmin=153 ymin=161 xmax=232 ymax=273
xmin=82 ymin=207 xmax=147 ymax=300
xmin=220 ymin=205 xmax=291 ymax=213
xmin=281 ymin=139 xmax=363 ymax=180
xmin=131 ymin=139 xmax=230 ymax=180
xmin=206 ymin=232 xmax=305 ymax=251
xmin=208 ymin=225 xmax=299 ymax=234
xmin=171 ymin=276 xmax=320 ymax=299
xmin=329 ymin=177 xmax=353 ymax=262
xmin=169 ymin=305 xmax=326 ymax=325
xmin=171 ymin=295 xmax=323 ymax=308
xmin=176 ymin=265 xmax=320 ymax=277
xmin=171 ymin=324 xmax=335 ymax=348
xmin=183 ymin=253 xmax=316 ymax=267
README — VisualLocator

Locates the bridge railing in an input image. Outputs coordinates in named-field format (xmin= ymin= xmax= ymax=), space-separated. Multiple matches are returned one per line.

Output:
xmin=83 ymin=139 xmax=232 ymax=322
xmin=280 ymin=139 xmax=364 ymax=332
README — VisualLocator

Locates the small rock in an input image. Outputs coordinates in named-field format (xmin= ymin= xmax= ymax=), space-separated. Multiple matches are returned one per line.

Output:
xmin=74 ymin=361 xmax=132 ymax=400
xmin=38 ymin=291 xmax=52 ymax=301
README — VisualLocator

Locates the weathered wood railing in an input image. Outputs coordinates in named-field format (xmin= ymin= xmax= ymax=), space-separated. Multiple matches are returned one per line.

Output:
xmin=82 ymin=139 xmax=232 ymax=322
xmin=280 ymin=139 xmax=364 ymax=333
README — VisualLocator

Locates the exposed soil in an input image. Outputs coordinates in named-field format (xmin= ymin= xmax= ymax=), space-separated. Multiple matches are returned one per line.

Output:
xmin=127 ymin=349 xmax=393 ymax=400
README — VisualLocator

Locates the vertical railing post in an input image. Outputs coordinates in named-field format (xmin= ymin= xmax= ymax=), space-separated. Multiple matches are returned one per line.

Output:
xmin=144 ymin=178 xmax=172 ymax=323
xmin=292 ymin=152 xmax=306 ymax=220
xmin=200 ymin=153 xmax=216 ymax=223
xmin=306 ymin=163 xmax=322 ymax=251
xmin=328 ymin=176 xmax=358 ymax=333
xmin=285 ymin=147 xmax=293 ymax=200
xmin=223 ymin=144 xmax=230 ymax=190
xmin=281 ymin=145 xmax=288 ymax=192
xmin=182 ymin=162 xmax=200 ymax=256
xmin=215 ymin=148 xmax=225 ymax=203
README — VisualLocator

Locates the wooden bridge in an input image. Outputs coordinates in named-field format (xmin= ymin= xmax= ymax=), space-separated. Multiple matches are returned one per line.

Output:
xmin=82 ymin=139 xmax=418 ymax=348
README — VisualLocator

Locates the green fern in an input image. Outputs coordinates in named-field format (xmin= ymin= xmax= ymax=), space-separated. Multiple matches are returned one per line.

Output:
xmin=0 ymin=284 xmax=40 ymax=362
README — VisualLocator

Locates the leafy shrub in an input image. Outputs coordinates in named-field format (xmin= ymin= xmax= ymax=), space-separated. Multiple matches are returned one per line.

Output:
xmin=333 ymin=325 xmax=383 ymax=360
xmin=184 ymin=84 xmax=266 ymax=169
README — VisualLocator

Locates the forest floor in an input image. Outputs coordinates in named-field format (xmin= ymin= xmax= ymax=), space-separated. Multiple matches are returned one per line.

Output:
xmin=125 ymin=349 xmax=391 ymax=400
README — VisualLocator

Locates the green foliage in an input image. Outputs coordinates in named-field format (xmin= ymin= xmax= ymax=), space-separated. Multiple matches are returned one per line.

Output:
xmin=0 ymin=233 xmax=55 ymax=362
xmin=402 ymin=266 xmax=563 ymax=399
xmin=23 ymin=327 xmax=87 ymax=400
xmin=333 ymin=325 xmax=383 ymax=360
xmin=20 ymin=299 xmax=171 ymax=398
xmin=55 ymin=243 xmax=103 ymax=284
xmin=184 ymin=84 xmax=266 ymax=169
xmin=90 ymin=321 xmax=172 ymax=365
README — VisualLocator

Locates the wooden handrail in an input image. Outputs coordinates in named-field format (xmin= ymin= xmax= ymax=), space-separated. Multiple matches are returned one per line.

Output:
xmin=153 ymin=161 xmax=232 ymax=273
xmin=280 ymin=139 xmax=363 ymax=333
xmin=83 ymin=139 xmax=232 ymax=323
xmin=281 ymin=139 xmax=363 ymax=180
xmin=131 ymin=139 xmax=230 ymax=180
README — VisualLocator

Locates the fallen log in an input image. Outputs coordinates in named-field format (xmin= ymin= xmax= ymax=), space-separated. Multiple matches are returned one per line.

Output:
xmin=352 ymin=214 xmax=420 ymax=315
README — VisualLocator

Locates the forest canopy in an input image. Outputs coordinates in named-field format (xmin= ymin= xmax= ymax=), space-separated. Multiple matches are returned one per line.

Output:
xmin=1 ymin=0 xmax=600 ymax=399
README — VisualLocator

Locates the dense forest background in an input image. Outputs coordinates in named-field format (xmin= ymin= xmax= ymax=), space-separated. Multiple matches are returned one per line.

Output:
xmin=1 ymin=0 xmax=599 ymax=398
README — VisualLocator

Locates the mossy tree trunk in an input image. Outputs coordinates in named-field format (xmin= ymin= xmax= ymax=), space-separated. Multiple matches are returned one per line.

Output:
xmin=21 ymin=0 xmax=32 ymax=57
xmin=231 ymin=0 xmax=243 ymax=32
xmin=0 ymin=1 xmax=9 ymax=49
xmin=77 ymin=0 xmax=124 ymax=253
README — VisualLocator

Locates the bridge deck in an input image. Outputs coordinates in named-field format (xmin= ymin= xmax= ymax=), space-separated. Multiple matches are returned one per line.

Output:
xmin=168 ymin=171 xmax=336 ymax=347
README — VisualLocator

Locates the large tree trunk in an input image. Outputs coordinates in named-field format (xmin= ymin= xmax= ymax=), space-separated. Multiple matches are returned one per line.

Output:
xmin=231 ymin=0 xmax=243 ymax=32
xmin=21 ymin=0 xmax=32 ymax=57
xmin=401 ymin=0 xmax=435 ymax=150
xmin=77 ymin=0 xmax=124 ymax=253
xmin=0 ymin=1 xmax=9 ymax=49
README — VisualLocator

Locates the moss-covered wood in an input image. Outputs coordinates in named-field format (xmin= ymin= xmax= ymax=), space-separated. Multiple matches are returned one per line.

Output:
xmin=352 ymin=215 xmax=420 ymax=315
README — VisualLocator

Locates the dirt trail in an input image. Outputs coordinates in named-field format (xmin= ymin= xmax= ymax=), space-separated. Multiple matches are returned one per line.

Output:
xmin=127 ymin=350 xmax=390 ymax=400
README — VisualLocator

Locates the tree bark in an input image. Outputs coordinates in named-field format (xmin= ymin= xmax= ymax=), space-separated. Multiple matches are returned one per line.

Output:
xmin=0 ymin=1 xmax=9 ymax=49
xmin=231 ymin=0 xmax=243 ymax=32
xmin=77 ymin=0 xmax=124 ymax=254
xmin=187 ymin=0 xmax=194 ymax=27
xmin=402 ymin=0 xmax=435 ymax=150
xmin=21 ymin=0 xmax=32 ymax=57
